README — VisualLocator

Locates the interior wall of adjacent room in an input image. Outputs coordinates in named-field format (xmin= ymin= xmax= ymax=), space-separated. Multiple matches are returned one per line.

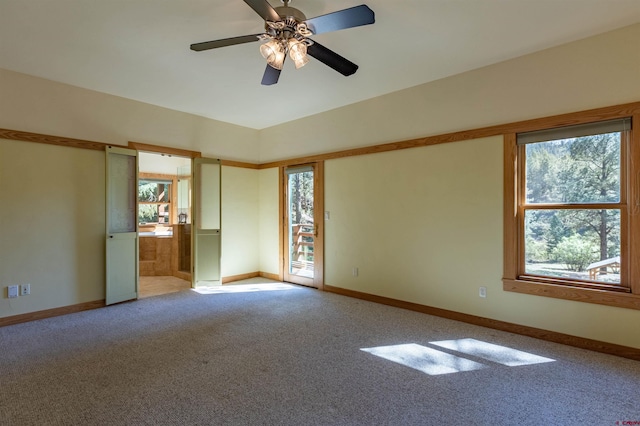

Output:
xmin=0 ymin=68 xmax=260 ymax=163
xmin=257 ymin=23 xmax=640 ymax=162
xmin=323 ymin=136 xmax=640 ymax=350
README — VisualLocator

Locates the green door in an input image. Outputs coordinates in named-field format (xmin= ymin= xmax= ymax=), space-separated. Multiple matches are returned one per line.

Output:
xmin=192 ymin=158 xmax=221 ymax=287
xmin=105 ymin=146 xmax=139 ymax=305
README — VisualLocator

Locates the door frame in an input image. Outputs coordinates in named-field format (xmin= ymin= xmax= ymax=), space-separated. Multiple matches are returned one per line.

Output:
xmin=128 ymin=142 xmax=202 ymax=288
xmin=281 ymin=161 xmax=324 ymax=289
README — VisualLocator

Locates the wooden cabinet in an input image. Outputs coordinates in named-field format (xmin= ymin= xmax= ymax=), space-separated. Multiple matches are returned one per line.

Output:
xmin=139 ymin=236 xmax=172 ymax=276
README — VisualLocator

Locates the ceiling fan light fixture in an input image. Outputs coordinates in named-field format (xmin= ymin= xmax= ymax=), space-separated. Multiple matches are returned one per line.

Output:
xmin=191 ymin=2 xmax=375 ymax=85
xmin=292 ymin=54 xmax=309 ymax=69
xmin=269 ymin=49 xmax=286 ymax=70
xmin=259 ymin=39 xmax=279 ymax=59
xmin=260 ymin=40 xmax=286 ymax=70
xmin=288 ymin=38 xmax=308 ymax=69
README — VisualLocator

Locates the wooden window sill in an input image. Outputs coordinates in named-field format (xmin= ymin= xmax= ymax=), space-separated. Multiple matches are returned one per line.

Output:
xmin=503 ymin=278 xmax=640 ymax=310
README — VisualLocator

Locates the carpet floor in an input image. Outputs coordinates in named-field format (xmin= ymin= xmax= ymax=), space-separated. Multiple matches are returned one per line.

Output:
xmin=1 ymin=281 xmax=639 ymax=425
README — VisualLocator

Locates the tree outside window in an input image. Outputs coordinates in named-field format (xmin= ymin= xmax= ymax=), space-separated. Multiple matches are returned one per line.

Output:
xmin=524 ymin=132 xmax=621 ymax=283
xmin=138 ymin=180 xmax=171 ymax=224
xmin=516 ymin=117 xmax=632 ymax=291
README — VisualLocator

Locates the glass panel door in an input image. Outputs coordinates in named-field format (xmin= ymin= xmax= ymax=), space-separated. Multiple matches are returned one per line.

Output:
xmin=284 ymin=163 xmax=323 ymax=288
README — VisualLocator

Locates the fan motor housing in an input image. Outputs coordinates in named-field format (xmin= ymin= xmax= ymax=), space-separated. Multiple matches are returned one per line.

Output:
xmin=275 ymin=6 xmax=306 ymax=22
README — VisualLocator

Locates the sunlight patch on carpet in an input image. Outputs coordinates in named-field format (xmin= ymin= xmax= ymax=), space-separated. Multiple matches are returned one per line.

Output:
xmin=430 ymin=338 xmax=555 ymax=366
xmin=361 ymin=343 xmax=486 ymax=375
xmin=192 ymin=283 xmax=300 ymax=294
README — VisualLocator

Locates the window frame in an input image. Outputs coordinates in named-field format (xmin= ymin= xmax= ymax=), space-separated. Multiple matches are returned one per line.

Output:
xmin=138 ymin=173 xmax=177 ymax=225
xmin=503 ymin=109 xmax=640 ymax=310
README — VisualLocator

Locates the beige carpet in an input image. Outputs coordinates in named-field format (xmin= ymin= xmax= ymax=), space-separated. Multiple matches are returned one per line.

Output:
xmin=1 ymin=282 xmax=639 ymax=425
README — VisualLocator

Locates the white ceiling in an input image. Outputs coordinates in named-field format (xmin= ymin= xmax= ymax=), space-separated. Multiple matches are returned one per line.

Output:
xmin=1 ymin=0 xmax=639 ymax=130
xmin=139 ymin=151 xmax=191 ymax=174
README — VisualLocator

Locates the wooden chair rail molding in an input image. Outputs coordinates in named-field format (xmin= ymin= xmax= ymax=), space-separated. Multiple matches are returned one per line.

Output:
xmin=128 ymin=141 xmax=202 ymax=159
xmin=324 ymin=285 xmax=640 ymax=361
xmin=3 ymin=101 xmax=640 ymax=169
xmin=0 ymin=128 xmax=123 ymax=151
xmin=128 ymin=141 xmax=260 ymax=168
xmin=257 ymin=101 xmax=640 ymax=169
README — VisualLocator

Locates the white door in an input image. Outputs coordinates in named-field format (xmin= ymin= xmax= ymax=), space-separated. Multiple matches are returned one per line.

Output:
xmin=105 ymin=146 xmax=138 ymax=305
xmin=192 ymin=158 xmax=221 ymax=286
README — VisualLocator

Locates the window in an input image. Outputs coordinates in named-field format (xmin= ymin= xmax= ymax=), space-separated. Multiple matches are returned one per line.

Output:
xmin=504 ymin=112 xmax=640 ymax=310
xmin=139 ymin=179 xmax=171 ymax=224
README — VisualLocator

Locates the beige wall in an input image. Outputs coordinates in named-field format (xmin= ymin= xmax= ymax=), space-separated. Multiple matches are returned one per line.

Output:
xmin=324 ymin=137 xmax=640 ymax=349
xmin=221 ymin=166 xmax=259 ymax=277
xmin=0 ymin=68 xmax=260 ymax=163
xmin=0 ymin=139 xmax=105 ymax=316
xmin=258 ymin=168 xmax=280 ymax=275
xmin=325 ymin=137 xmax=503 ymax=309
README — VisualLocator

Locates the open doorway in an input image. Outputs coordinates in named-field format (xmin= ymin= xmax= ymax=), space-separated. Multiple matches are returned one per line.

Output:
xmin=137 ymin=151 xmax=192 ymax=298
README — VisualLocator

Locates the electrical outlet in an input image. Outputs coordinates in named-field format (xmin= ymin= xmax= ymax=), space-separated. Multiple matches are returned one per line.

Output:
xmin=479 ymin=286 xmax=487 ymax=298
xmin=20 ymin=284 xmax=30 ymax=296
xmin=352 ymin=267 xmax=358 ymax=277
xmin=8 ymin=285 xmax=18 ymax=299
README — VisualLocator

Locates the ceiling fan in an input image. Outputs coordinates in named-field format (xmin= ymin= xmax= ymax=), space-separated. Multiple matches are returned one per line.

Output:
xmin=190 ymin=0 xmax=375 ymax=85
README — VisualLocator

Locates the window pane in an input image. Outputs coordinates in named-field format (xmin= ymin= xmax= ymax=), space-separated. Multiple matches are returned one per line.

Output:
xmin=138 ymin=181 xmax=171 ymax=202
xmin=138 ymin=204 xmax=170 ymax=224
xmin=524 ymin=209 xmax=620 ymax=284
xmin=525 ymin=132 xmax=620 ymax=204
xmin=287 ymin=170 xmax=314 ymax=279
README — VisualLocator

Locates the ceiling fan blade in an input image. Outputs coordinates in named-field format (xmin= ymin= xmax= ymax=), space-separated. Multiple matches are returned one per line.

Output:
xmin=261 ymin=65 xmax=281 ymax=85
xmin=304 ymin=5 xmax=374 ymax=35
xmin=243 ymin=0 xmax=281 ymax=23
xmin=306 ymin=41 xmax=358 ymax=76
xmin=190 ymin=34 xmax=262 ymax=51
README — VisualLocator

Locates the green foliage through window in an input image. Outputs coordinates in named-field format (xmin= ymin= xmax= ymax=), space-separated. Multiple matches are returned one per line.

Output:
xmin=524 ymin=133 xmax=621 ymax=283
xmin=138 ymin=180 xmax=171 ymax=224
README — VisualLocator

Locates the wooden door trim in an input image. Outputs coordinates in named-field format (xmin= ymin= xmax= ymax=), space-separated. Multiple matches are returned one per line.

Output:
xmin=278 ymin=167 xmax=285 ymax=281
xmin=281 ymin=162 xmax=324 ymax=289
xmin=314 ymin=162 xmax=324 ymax=290
xmin=128 ymin=141 xmax=201 ymax=158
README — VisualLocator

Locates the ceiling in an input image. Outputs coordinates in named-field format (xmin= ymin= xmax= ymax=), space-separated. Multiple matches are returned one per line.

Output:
xmin=1 ymin=1 xmax=639 ymax=130
xmin=139 ymin=151 xmax=190 ymax=174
